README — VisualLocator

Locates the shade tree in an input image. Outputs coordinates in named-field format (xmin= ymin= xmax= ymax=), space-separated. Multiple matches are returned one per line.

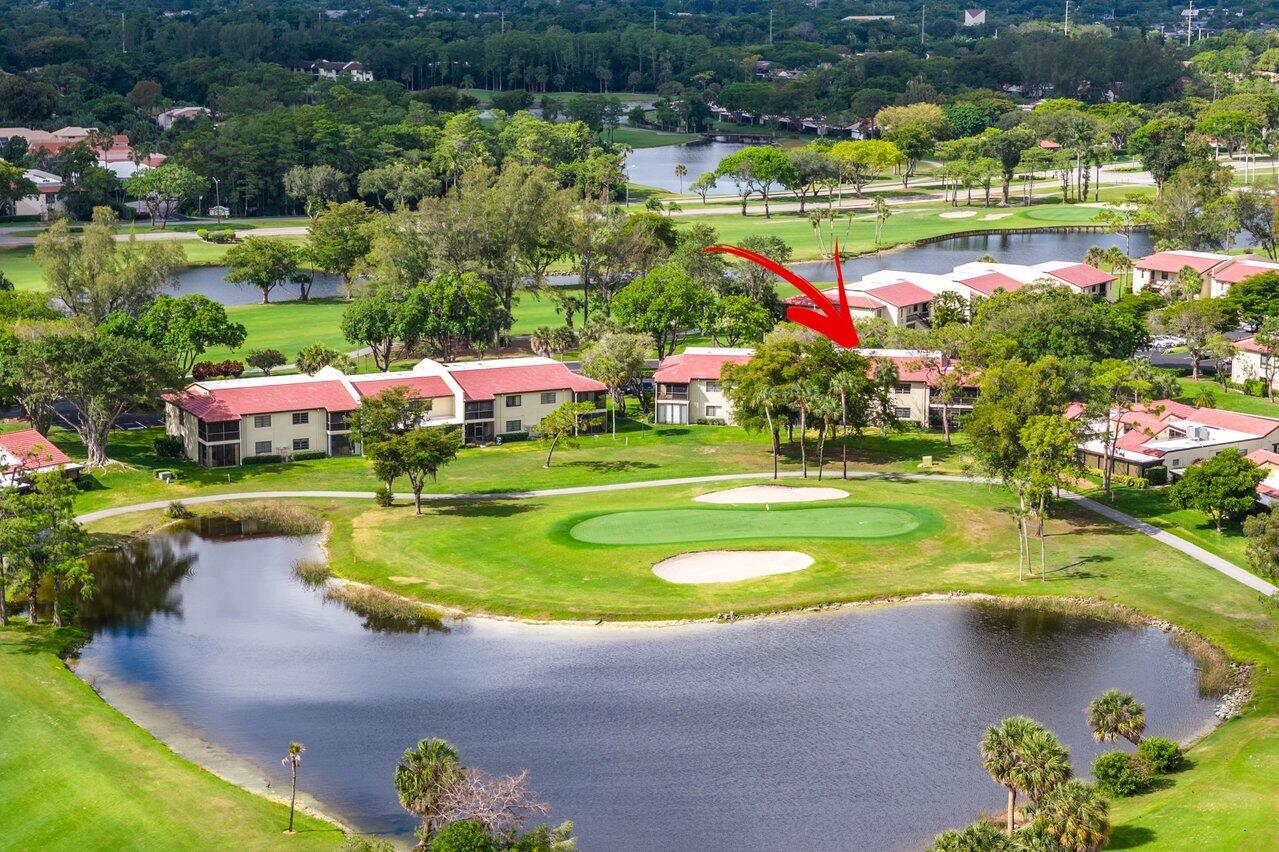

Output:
xmin=223 ymin=237 xmax=300 ymax=304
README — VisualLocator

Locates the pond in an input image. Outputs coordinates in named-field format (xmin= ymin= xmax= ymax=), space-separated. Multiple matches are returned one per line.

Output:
xmin=624 ymin=141 xmax=749 ymax=193
xmin=174 ymin=266 xmax=345 ymax=306
xmin=75 ymin=521 xmax=1219 ymax=850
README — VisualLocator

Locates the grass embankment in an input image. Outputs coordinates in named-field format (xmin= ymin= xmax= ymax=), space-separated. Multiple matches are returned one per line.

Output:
xmin=1178 ymin=378 xmax=1279 ymax=419
xmin=0 ymin=625 xmax=342 ymax=850
xmin=66 ymin=423 xmax=964 ymax=517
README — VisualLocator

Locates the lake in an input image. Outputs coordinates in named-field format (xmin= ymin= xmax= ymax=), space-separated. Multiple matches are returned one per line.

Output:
xmin=175 ymin=266 xmax=345 ymax=305
xmin=75 ymin=521 xmax=1219 ymax=850
xmin=624 ymin=141 xmax=749 ymax=193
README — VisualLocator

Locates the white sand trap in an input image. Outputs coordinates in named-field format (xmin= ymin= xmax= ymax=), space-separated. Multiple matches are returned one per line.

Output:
xmin=981 ymin=213 xmax=1012 ymax=220
xmin=694 ymin=485 xmax=848 ymax=504
xmin=938 ymin=210 xmax=977 ymax=219
xmin=653 ymin=550 xmax=814 ymax=584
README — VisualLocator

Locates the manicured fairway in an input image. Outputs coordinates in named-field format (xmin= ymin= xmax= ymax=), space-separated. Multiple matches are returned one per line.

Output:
xmin=568 ymin=504 xmax=928 ymax=544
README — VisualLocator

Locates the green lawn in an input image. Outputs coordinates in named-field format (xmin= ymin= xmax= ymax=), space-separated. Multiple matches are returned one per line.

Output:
xmin=569 ymin=503 xmax=932 ymax=544
xmin=1178 ymin=379 xmax=1279 ymax=419
xmin=0 ymin=625 xmax=343 ymax=850
xmin=203 ymin=298 xmax=352 ymax=362
xmin=605 ymin=126 xmax=699 ymax=148
xmin=67 ymin=423 xmax=966 ymax=519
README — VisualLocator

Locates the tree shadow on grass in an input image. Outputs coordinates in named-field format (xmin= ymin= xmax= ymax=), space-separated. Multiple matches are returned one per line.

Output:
xmin=1107 ymin=825 xmax=1157 ymax=849
xmin=431 ymin=500 xmax=538 ymax=518
xmin=560 ymin=460 xmax=660 ymax=474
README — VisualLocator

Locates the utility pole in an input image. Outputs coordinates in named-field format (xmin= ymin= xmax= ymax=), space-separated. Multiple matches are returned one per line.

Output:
xmin=769 ymin=9 xmax=774 ymax=46
xmin=920 ymin=4 xmax=926 ymax=45
xmin=121 ymin=11 xmax=127 ymax=54
xmin=1064 ymin=0 xmax=1069 ymax=36
xmin=1186 ymin=0 xmax=1194 ymax=47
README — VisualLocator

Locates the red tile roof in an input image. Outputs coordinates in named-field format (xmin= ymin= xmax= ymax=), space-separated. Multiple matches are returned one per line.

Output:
xmin=871 ymin=355 xmax=978 ymax=386
xmin=447 ymin=363 xmax=605 ymax=401
xmin=165 ymin=381 xmax=359 ymax=423
xmin=1246 ymin=448 xmax=1279 ymax=467
xmin=1045 ymin=263 xmax=1115 ymax=289
xmin=956 ymin=271 xmax=1022 ymax=296
xmin=864 ymin=281 xmax=936 ymax=309
xmin=1236 ymin=336 xmax=1265 ymax=354
xmin=1134 ymin=251 xmax=1229 ymax=274
xmin=1212 ymin=259 xmax=1279 ymax=284
xmin=653 ymin=353 xmax=753 ymax=383
xmin=351 ymin=375 xmax=452 ymax=400
xmin=0 ymin=428 xmax=72 ymax=473
xmin=783 ymin=289 xmax=885 ymax=311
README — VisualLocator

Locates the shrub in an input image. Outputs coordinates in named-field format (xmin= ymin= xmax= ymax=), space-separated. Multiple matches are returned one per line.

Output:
xmin=430 ymin=820 xmax=495 ymax=852
xmin=243 ymin=453 xmax=283 ymax=465
xmin=165 ymin=500 xmax=193 ymax=519
xmin=153 ymin=435 xmax=185 ymax=458
xmin=1145 ymin=465 xmax=1168 ymax=486
xmin=1243 ymin=378 xmax=1267 ymax=397
xmin=1137 ymin=736 xmax=1184 ymax=772
xmin=291 ymin=560 xmax=331 ymax=587
xmin=340 ymin=837 xmax=395 ymax=852
xmin=192 ymin=359 xmax=245 ymax=380
xmin=233 ymin=503 xmax=323 ymax=536
xmin=196 ymin=227 xmax=237 ymax=243
xmin=374 ymin=485 xmax=394 ymax=507
xmin=1091 ymin=750 xmax=1150 ymax=797
xmin=695 ymin=417 xmax=728 ymax=426
xmin=290 ymin=450 xmax=327 ymax=461
xmin=325 ymin=584 xmax=444 ymax=634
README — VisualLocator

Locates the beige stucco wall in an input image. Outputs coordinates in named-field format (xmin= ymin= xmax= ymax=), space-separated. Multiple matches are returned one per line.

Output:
xmin=689 ymin=379 xmax=733 ymax=423
xmin=239 ymin=408 xmax=330 ymax=457
xmin=487 ymin=389 xmax=603 ymax=434
xmin=1233 ymin=351 xmax=1273 ymax=389
xmin=890 ymin=382 xmax=931 ymax=427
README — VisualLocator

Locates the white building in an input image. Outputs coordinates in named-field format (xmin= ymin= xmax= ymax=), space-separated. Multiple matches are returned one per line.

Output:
xmin=156 ymin=106 xmax=211 ymax=129
xmin=298 ymin=60 xmax=374 ymax=82
xmin=7 ymin=167 xmax=63 ymax=219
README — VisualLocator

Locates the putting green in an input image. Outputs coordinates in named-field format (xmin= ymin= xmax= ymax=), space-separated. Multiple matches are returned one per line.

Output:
xmin=568 ymin=505 xmax=929 ymax=545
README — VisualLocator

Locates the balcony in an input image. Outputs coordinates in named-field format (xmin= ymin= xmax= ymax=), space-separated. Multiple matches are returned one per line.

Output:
xmin=657 ymin=383 xmax=689 ymax=401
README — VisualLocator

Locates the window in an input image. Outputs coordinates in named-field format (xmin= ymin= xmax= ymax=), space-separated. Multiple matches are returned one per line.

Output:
xmin=895 ymin=384 xmax=912 ymax=395
xmin=705 ymin=406 xmax=721 ymax=417
xmin=197 ymin=419 xmax=239 ymax=442
xmin=292 ymin=438 xmax=310 ymax=451
xmin=540 ymin=391 xmax=557 ymax=405
xmin=504 ymin=420 xmax=522 ymax=433
xmin=253 ymin=414 xmax=271 ymax=428
xmin=464 ymin=400 xmax=495 ymax=420
xmin=505 ymin=394 xmax=522 ymax=407
xmin=704 ymin=381 xmax=721 ymax=392
xmin=895 ymin=407 xmax=913 ymax=419
xmin=292 ymin=412 xmax=309 ymax=425
xmin=255 ymin=441 xmax=272 ymax=455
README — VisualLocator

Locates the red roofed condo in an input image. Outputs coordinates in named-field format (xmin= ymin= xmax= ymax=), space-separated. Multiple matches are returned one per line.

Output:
xmin=163 ymin=356 xmax=605 ymax=467
xmin=651 ymin=347 xmax=976 ymax=430
xmin=0 ymin=428 xmax=81 ymax=490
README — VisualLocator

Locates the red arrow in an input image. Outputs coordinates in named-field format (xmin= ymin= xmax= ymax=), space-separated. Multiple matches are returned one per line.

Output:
xmin=703 ymin=241 xmax=860 ymax=348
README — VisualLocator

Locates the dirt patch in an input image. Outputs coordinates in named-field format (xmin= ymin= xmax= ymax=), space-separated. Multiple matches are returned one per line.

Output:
xmin=694 ymin=485 xmax=848 ymax=504
xmin=653 ymin=550 xmax=814 ymax=584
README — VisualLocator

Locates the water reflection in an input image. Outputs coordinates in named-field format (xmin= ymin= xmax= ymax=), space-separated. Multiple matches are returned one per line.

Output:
xmin=77 ymin=527 xmax=1218 ymax=850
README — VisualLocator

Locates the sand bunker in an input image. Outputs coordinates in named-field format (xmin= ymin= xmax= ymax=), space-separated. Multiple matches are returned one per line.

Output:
xmin=938 ymin=210 xmax=977 ymax=219
xmin=694 ymin=485 xmax=848 ymax=504
xmin=981 ymin=213 xmax=1012 ymax=220
xmin=652 ymin=550 xmax=814 ymax=584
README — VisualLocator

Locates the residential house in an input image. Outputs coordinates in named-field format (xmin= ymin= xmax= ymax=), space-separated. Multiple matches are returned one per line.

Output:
xmin=963 ymin=9 xmax=988 ymax=26
xmin=0 ymin=428 xmax=81 ymax=489
xmin=1205 ymin=256 xmax=1279 ymax=298
xmin=864 ymin=348 xmax=980 ymax=429
xmin=163 ymin=357 xmax=605 ymax=467
xmin=1068 ymin=398 xmax=1279 ymax=479
xmin=1230 ymin=335 xmax=1279 ymax=391
xmin=0 ymin=127 xmax=163 ymax=178
xmin=653 ymin=347 xmax=754 ymax=425
xmin=297 ymin=60 xmax=374 ymax=82
xmin=1131 ymin=250 xmax=1232 ymax=296
xmin=156 ymin=106 xmax=211 ymax=129
xmin=1246 ymin=449 xmax=1279 ymax=506
xmin=4 ymin=166 xmax=63 ymax=220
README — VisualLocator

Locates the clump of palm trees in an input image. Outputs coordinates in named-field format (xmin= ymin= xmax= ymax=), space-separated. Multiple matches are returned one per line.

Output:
xmin=934 ymin=688 xmax=1183 ymax=850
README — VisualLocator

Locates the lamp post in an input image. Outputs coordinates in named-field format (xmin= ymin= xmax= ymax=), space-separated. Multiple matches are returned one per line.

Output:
xmin=212 ymin=176 xmax=222 ymax=210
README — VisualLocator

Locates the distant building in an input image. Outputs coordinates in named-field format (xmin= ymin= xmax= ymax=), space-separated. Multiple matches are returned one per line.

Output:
xmin=653 ymin=347 xmax=754 ymax=425
xmin=156 ymin=106 xmax=211 ymax=129
xmin=841 ymin=15 xmax=895 ymax=22
xmin=963 ymin=9 xmax=987 ymax=26
xmin=9 ymin=167 xmax=63 ymax=220
xmin=296 ymin=60 xmax=373 ymax=83
xmin=1131 ymin=250 xmax=1279 ymax=298
xmin=0 ymin=127 xmax=164 ymax=178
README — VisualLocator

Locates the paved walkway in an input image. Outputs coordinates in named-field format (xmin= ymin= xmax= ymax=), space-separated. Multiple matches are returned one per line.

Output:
xmin=77 ymin=470 xmax=1279 ymax=597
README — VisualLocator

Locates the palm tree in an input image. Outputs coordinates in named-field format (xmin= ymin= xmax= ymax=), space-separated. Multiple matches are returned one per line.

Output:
xmin=980 ymin=716 xmax=1039 ymax=835
xmin=1018 ymin=727 xmax=1073 ymax=805
xmin=674 ymin=163 xmax=688 ymax=193
xmin=872 ymin=196 xmax=891 ymax=246
xmin=281 ymin=741 xmax=305 ymax=833
xmin=529 ymin=326 xmax=554 ymax=357
xmin=1086 ymin=689 xmax=1146 ymax=745
xmin=1033 ymin=780 xmax=1111 ymax=852
xmin=394 ymin=738 xmax=464 ymax=845
xmin=1083 ymin=245 xmax=1108 ymax=270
